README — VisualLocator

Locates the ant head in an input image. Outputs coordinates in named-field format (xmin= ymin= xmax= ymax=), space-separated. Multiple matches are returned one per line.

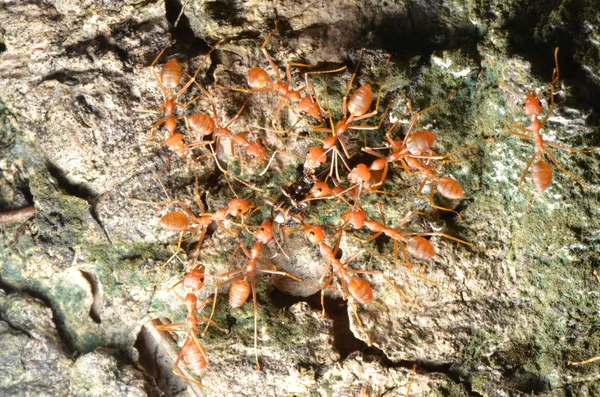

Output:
xmin=227 ymin=199 xmax=254 ymax=217
xmin=248 ymin=67 xmax=271 ymax=89
xmin=310 ymin=182 xmax=331 ymax=198
xmin=303 ymin=224 xmax=325 ymax=245
xmin=342 ymin=210 xmax=366 ymax=229
xmin=183 ymin=266 xmax=206 ymax=290
xmin=255 ymin=219 xmax=274 ymax=244
xmin=307 ymin=147 xmax=327 ymax=165
xmin=349 ymin=164 xmax=371 ymax=184
xmin=523 ymin=91 xmax=543 ymax=117
xmin=246 ymin=142 xmax=268 ymax=162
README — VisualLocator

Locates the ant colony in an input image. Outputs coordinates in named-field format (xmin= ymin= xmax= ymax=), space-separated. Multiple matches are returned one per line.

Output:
xmin=132 ymin=21 xmax=596 ymax=394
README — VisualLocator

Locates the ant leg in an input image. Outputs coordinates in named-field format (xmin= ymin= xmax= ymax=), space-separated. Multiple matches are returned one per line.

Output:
xmin=225 ymin=98 xmax=251 ymax=129
xmin=250 ymin=274 xmax=261 ymax=371
xmin=401 ymin=91 xmax=457 ymax=147
xmin=503 ymin=119 xmax=535 ymax=141
xmin=345 ymin=48 xmax=365 ymax=99
xmin=406 ymin=364 xmax=417 ymax=397
xmin=349 ymin=232 xmax=383 ymax=244
xmin=347 ymin=299 xmax=372 ymax=345
xmin=404 ymin=231 xmax=474 ymax=247
xmin=545 ymin=141 xmax=597 ymax=153
xmin=320 ymin=272 xmax=336 ymax=317
xmin=568 ymin=356 xmax=600 ymax=366
xmin=198 ymin=316 xmax=228 ymax=333
xmin=517 ymin=154 xmax=536 ymax=202
xmin=150 ymin=44 xmax=171 ymax=96
xmin=210 ymin=146 xmax=264 ymax=194
xmin=261 ymin=22 xmax=282 ymax=82
xmin=204 ymin=273 xmax=245 ymax=335
xmin=543 ymin=147 xmax=588 ymax=189
xmin=396 ymin=241 xmax=457 ymax=298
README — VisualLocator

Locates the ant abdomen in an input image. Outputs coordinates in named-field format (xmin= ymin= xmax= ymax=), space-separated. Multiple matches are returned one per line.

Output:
xmin=407 ymin=236 xmax=435 ymax=260
xmin=437 ymin=177 xmax=464 ymax=200
xmin=407 ymin=130 xmax=436 ymax=155
xmin=349 ymin=277 xmax=373 ymax=305
xmin=181 ymin=339 xmax=208 ymax=377
xmin=160 ymin=211 xmax=190 ymax=231
xmin=229 ymin=279 xmax=251 ymax=307
xmin=247 ymin=67 xmax=271 ymax=89
xmin=160 ymin=59 xmax=183 ymax=89
xmin=532 ymin=160 xmax=552 ymax=192
xmin=347 ymin=84 xmax=373 ymax=117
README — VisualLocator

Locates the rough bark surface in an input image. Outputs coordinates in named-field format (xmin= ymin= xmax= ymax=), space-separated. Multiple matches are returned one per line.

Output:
xmin=1 ymin=0 xmax=599 ymax=396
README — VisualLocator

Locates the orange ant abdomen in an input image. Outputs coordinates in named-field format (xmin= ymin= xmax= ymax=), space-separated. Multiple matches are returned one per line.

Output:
xmin=188 ymin=114 xmax=215 ymax=137
xmin=407 ymin=236 xmax=435 ymax=260
xmin=532 ymin=160 xmax=553 ymax=192
xmin=437 ymin=177 xmax=464 ymax=200
xmin=348 ymin=277 xmax=373 ymax=305
xmin=347 ymin=84 xmax=373 ymax=116
xmin=407 ymin=130 xmax=436 ymax=154
xmin=229 ymin=279 xmax=251 ymax=307
xmin=160 ymin=59 xmax=183 ymax=89
xmin=181 ymin=339 xmax=208 ymax=377
xmin=248 ymin=67 xmax=271 ymax=89
xmin=160 ymin=211 xmax=190 ymax=231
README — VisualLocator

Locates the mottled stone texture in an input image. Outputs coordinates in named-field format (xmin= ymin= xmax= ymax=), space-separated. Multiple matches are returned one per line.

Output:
xmin=1 ymin=0 xmax=600 ymax=396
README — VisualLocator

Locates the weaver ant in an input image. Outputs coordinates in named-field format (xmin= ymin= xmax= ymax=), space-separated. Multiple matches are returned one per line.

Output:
xmin=342 ymin=203 xmax=472 ymax=295
xmin=300 ymin=223 xmax=417 ymax=344
xmin=206 ymin=218 xmax=307 ymax=370
xmin=227 ymin=20 xmax=346 ymax=127
xmin=497 ymin=48 xmax=595 ymax=202
xmin=132 ymin=176 xmax=254 ymax=267
xmin=135 ymin=39 xmax=221 ymax=141
xmin=155 ymin=292 xmax=227 ymax=393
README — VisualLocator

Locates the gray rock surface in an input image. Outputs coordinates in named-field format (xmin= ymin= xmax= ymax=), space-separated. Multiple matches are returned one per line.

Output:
xmin=1 ymin=0 xmax=600 ymax=396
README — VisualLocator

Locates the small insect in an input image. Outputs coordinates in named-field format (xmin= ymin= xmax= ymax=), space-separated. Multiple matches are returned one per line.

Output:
xmin=494 ymin=48 xmax=595 ymax=202
xmin=155 ymin=292 xmax=227 ymax=392
xmin=301 ymin=223 xmax=417 ymax=344
xmin=135 ymin=39 xmax=221 ymax=140
xmin=228 ymin=20 xmax=346 ymax=127
xmin=342 ymin=204 xmax=472 ymax=294
xmin=206 ymin=220 xmax=306 ymax=370
xmin=307 ymin=49 xmax=392 ymax=181
xmin=132 ymin=182 xmax=254 ymax=267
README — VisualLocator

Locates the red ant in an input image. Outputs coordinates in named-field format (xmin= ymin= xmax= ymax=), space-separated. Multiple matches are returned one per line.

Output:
xmin=155 ymin=292 xmax=227 ymax=393
xmin=205 ymin=218 xmax=307 ymax=370
xmin=342 ymin=203 xmax=472 ymax=295
xmin=135 ymin=39 xmax=222 ymax=141
xmin=300 ymin=223 xmax=418 ymax=344
xmin=496 ymin=48 xmax=595 ymax=202
xmin=302 ymin=49 xmax=392 ymax=182
xmin=132 ymin=177 xmax=255 ymax=267
xmin=227 ymin=20 xmax=346 ymax=127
